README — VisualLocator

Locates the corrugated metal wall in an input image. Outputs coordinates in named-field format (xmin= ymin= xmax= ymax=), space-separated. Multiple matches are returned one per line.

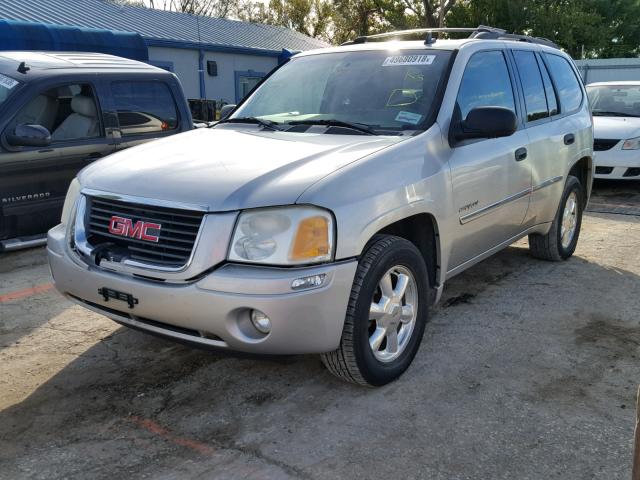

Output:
xmin=575 ymin=59 xmax=640 ymax=84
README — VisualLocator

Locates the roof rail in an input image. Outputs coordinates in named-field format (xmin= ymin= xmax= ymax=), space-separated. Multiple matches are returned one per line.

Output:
xmin=341 ymin=25 xmax=559 ymax=49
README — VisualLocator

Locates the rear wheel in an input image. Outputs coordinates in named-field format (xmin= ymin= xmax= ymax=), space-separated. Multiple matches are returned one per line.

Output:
xmin=321 ymin=235 xmax=429 ymax=386
xmin=528 ymin=175 xmax=584 ymax=261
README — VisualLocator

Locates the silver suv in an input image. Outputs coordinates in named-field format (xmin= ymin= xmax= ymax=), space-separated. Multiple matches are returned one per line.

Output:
xmin=48 ymin=27 xmax=593 ymax=386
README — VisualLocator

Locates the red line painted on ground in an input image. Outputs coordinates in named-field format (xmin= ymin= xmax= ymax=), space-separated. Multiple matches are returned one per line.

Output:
xmin=129 ymin=416 xmax=216 ymax=456
xmin=0 ymin=283 xmax=54 ymax=303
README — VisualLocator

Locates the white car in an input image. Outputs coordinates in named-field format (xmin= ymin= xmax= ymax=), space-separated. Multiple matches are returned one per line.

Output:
xmin=587 ymin=81 xmax=640 ymax=180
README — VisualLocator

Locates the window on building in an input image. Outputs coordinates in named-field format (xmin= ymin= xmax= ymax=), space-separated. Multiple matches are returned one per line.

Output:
xmin=111 ymin=81 xmax=178 ymax=136
xmin=236 ymin=72 xmax=265 ymax=102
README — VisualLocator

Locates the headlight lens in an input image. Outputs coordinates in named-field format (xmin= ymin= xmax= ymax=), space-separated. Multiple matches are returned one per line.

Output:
xmin=229 ymin=206 xmax=334 ymax=265
xmin=60 ymin=178 xmax=81 ymax=225
xmin=622 ymin=136 xmax=640 ymax=150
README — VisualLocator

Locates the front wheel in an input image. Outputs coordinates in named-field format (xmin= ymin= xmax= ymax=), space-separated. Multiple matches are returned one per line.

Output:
xmin=528 ymin=175 xmax=585 ymax=261
xmin=321 ymin=235 xmax=429 ymax=386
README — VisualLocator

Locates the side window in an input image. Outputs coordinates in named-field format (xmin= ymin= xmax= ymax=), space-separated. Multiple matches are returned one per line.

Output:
xmin=537 ymin=54 xmax=559 ymax=116
xmin=513 ymin=50 xmax=548 ymax=122
xmin=9 ymin=83 xmax=101 ymax=142
xmin=456 ymin=50 xmax=516 ymax=119
xmin=544 ymin=54 xmax=583 ymax=113
xmin=111 ymin=81 xmax=178 ymax=136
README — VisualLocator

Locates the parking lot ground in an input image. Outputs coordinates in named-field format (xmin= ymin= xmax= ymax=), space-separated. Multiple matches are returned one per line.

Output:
xmin=1 ymin=182 xmax=639 ymax=480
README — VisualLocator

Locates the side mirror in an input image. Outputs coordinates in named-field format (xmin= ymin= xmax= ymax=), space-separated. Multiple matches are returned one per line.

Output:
xmin=219 ymin=104 xmax=236 ymax=121
xmin=455 ymin=107 xmax=517 ymax=141
xmin=7 ymin=124 xmax=51 ymax=147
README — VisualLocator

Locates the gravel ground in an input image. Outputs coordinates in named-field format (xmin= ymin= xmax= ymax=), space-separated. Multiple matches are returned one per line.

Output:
xmin=0 ymin=181 xmax=638 ymax=480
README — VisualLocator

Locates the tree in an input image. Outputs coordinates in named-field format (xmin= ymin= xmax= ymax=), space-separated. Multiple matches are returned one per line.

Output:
xmin=236 ymin=0 xmax=334 ymax=39
xmin=448 ymin=0 xmax=640 ymax=58
xmin=143 ymin=0 xmax=237 ymax=18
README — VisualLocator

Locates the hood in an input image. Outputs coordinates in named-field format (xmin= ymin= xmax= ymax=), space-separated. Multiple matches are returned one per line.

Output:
xmin=79 ymin=126 xmax=403 ymax=211
xmin=593 ymin=116 xmax=640 ymax=140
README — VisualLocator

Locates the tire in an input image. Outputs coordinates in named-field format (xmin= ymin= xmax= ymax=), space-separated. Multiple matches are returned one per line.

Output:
xmin=528 ymin=175 xmax=584 ymax=261
xmin=321 ymin=235 xmax=429 ymax=386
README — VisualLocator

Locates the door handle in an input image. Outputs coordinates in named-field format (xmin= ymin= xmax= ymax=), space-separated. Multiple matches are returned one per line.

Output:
xmin=564 ymin=133 xmax=575 ymax=145
xmin=515 ymin=147 xmax=527 ymax=162
xmin=87 ymin=152 xmax=103 ymax=160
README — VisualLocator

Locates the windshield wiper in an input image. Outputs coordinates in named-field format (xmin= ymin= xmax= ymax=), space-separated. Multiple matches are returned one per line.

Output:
xmin=215 ymin=117 xmax=282 ymax=131
xmin=592 ymin=111 xmax=640 ymax=117
xmin=286 ymin=119 xmax=377 ymax=135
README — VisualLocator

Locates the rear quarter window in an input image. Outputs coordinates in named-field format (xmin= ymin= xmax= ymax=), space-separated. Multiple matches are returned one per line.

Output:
xmin=111 ymin=81 xmax=178 ymax=136
xmin=544 ymin=54 xmax=583 ymax=113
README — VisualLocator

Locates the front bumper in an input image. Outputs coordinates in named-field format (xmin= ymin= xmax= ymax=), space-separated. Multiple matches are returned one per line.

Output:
xmin=48 ymin=224 xmax=357 ymax=354
xmin=594 ymin=148 xmax=640 ymax=179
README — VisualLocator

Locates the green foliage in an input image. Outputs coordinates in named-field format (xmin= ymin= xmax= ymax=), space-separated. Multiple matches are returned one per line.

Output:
xmin=448 ymin=0 xmax=640 ymax=58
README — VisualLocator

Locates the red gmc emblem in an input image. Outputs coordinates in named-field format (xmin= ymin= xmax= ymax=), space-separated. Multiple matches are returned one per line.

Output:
xmin=108 ymin=216 xmax=162 ymax=242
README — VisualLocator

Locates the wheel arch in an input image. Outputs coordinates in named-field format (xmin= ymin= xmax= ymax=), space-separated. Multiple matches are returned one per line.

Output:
xmin=568 ymin=156 xmax=593 ymax=204
xmin=364 ymin=213 xmax=442 ymax=299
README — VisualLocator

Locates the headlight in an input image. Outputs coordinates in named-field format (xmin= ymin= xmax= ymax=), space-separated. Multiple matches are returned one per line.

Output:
xmin=622 ymin=136 xmax=640 ymax=150
xmin=228 ymin=206 xmax=334 ymax=265
xmin=60 ymin=178 xmax=81 ymax=225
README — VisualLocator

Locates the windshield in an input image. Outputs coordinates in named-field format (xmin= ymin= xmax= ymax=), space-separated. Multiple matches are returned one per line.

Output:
xmin=231 ymin=49 xmax=452 ymax=134
xmin=587 ymin=84 xmax=640 ymax=117
xmin=0 ymin=73 xmax=20 ymax=108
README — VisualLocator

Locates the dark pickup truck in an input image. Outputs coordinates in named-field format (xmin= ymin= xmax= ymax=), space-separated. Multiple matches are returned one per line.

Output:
xmin=0 ymin=51 xmax=193 ymax=251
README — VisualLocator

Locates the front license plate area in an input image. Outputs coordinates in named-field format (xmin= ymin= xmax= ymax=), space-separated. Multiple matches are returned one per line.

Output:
xmin=98 ymin=287 xmax=139 ymax=309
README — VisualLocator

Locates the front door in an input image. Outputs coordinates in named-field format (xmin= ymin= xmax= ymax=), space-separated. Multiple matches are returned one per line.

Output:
xmin=447 ymin=50 xmax=531 ymax=270
xmin=0 ymin=82 xmax=114 ymax=241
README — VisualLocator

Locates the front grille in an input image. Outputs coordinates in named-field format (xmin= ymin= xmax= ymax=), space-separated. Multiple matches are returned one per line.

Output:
xmin=86 ymin=196 xmax=204 ymax=268
xmin=624 ymin=167 xmax=640 ymax=177
xmin=593 ymin=139 xmax=620 ymax=151
xmin=595 ymin=166 xmax=614 ymax=175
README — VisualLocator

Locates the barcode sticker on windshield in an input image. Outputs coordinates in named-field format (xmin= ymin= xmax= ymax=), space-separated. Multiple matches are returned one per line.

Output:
xmin=0 ymin=73 xmax=18 ymax=89
xmin=382 ymin=55 xmax=435 ymax=67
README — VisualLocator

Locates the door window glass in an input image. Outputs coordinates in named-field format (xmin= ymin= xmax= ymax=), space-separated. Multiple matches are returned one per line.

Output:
xmin=544 ymin=54 xmax=583 ymax=113
xmin=537 ymin=54 xmax=559 ymax=116
xmin=513 ymin=50 xmax=549 ymax=122
xmin=456 ymin=51 xmax=516 ymax=119
xmin=9 ymin=83 xmax=100 ymax=142
xmin=111 ymin=81 xmax=178 ymax=136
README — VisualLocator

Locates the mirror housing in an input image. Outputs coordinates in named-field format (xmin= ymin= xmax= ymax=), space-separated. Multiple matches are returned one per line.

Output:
xmin=455 ymin=107 xmax=517 ymax=141
xmin=7 ymin=124 xmax=51 ymax=147
xmin=219 ymin=104 xmax=236 ymax=121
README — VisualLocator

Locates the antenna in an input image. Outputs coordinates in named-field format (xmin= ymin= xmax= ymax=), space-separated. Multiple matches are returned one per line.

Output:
xmin=17 ymin=61 xmax=30 ymax=74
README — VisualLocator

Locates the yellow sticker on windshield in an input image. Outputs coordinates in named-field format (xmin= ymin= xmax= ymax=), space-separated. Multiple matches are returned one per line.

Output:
xmin=382 ymin=55 xmax=435 ymax=67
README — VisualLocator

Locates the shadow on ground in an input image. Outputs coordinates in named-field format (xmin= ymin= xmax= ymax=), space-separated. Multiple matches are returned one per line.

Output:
xmin=1 ymin=242 xmax=638 ymax=480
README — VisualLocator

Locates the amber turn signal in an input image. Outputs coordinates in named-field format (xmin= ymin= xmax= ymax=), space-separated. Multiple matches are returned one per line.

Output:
xmin=290 ymin=216 xmax=330 ymax=261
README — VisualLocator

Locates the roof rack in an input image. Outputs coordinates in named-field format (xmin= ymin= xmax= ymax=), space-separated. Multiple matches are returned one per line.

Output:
xmin=342 ymin=25 xmax=559 ymax=49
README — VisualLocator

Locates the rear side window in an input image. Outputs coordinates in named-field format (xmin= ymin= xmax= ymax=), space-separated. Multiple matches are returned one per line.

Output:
xmin=544 ymin=54 xmax=582 ymax=113
xmin=456 ymin=50 xmax=516 ymax=119
xmin=513 ymin=50 xmax=548 ymax=122
xmin=111 ymin=81 xmax=178 ymax=136
xmin=537 ymin=54 xmax=559 ymax=116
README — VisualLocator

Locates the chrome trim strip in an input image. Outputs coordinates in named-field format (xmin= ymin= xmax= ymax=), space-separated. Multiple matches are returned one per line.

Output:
xmin=460 ymin=187 xmax=531 ymax=225
xmin=532 ymin=175 xmax=563 ymax=192
xmin=459 ymin=176 xmax=564 ymax=225
xmin=81 ymin=188 xmax=210 ymax=212
xmin=0 ymin=236 xmax=47 ymax=251
xmin=75 ymin=191 xmax=207 ymax=274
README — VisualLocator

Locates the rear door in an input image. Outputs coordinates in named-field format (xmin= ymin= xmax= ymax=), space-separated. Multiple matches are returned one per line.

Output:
xmin=520 ymin=51 xmax=586 ymax=225
xmin=108 ymin=79 xmax=182 ymax=150
xmin=0 ymin=80 xmax=114 ymax=241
